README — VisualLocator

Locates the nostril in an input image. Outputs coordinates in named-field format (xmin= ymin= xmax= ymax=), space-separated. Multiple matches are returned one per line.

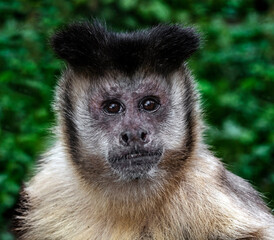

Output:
xmin=122 ymin=133 xmax=129 ymax=143
xmin=140 ymin=130 xmax=148 ymax=142
xmin=121 ymin=131 xmax=131 ymax=145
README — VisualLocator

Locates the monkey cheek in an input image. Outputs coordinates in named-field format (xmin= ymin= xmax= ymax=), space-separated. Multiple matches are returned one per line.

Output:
xmin=108 ymin=155 xmax=162 ymax=180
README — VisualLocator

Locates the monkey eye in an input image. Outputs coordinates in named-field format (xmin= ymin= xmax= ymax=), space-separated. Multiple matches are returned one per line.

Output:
xmin=103 ymin=100 xmax=124 ymax=115
xmin=139 ymin=97 xmax=160 ymax=113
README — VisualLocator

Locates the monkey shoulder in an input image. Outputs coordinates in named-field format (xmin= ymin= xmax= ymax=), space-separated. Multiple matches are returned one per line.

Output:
xmin=185 ymin=153 xmax=274 ymax=239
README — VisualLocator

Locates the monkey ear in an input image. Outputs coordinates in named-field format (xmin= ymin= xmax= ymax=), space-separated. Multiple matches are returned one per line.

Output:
xmin=147 ymin=24 xmax=201 ymax=73
xmin=50 ymin=20 xmax=109 ymax=71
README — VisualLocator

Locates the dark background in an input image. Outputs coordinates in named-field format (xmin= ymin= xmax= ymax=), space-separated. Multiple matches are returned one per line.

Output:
xmin=0 ymin=0 xmax=273 ymax=239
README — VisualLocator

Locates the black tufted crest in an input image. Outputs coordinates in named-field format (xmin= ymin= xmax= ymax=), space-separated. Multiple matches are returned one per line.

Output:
xmin=51 ymin=20 xmax=200 ymax=75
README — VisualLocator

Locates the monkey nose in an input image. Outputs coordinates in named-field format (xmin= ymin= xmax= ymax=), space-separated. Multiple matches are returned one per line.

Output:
xmin=120 ymin=129 xmax=148 ymax=146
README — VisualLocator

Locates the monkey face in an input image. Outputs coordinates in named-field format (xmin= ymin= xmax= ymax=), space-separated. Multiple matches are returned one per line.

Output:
xmin=56 ymin=69 xmax=196 ymax=184
xmin=57 ymin=68 xmax=196 ymax=185
xmin=88 ymin=75 xmax=171 ymax=180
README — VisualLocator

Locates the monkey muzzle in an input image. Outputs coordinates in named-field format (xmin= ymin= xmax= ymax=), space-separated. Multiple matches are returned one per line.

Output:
xmin=108 ymin=149 xmax=163 ymax=179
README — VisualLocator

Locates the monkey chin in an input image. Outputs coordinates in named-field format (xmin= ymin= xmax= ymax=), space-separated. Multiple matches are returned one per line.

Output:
xmin=108 ymin=150 xmax=163 ymax=180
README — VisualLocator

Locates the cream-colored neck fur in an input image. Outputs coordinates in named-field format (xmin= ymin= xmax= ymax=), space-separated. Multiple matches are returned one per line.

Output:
xmin=21 ymin=142 xmax=274 ymax=240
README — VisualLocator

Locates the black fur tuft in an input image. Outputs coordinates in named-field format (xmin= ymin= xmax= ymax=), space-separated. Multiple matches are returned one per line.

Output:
xmin=51 ymin=21 xmax=200 ymax=75
xmin=50 ymin=21 xmax=109 ymax=74
xmin=147 ymin=25 xmax=200 ymax=73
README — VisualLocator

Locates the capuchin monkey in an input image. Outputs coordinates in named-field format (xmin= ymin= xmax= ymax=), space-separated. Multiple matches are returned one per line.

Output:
xmin=14 ymin=21 xmax=274 ymax=240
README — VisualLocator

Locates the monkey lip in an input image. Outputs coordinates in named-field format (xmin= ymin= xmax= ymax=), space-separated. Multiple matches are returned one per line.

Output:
xmin=108 ymin=150 xmax=163 ymax=178
xmin=124 ymin=151 xmax=162 ymax=160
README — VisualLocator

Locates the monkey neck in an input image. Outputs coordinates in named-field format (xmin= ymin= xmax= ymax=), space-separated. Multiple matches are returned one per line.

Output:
xmin=73 ymin=149 xmax=203 ymax=220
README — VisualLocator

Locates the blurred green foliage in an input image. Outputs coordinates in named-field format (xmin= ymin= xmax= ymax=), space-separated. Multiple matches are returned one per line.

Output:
xmin=0 ymin=0 xmax=273 ymax=239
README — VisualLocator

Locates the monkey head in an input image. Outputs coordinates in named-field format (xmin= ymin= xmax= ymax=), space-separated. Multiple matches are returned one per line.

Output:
xmin=51 ymin=21 xmax=201 ymax=187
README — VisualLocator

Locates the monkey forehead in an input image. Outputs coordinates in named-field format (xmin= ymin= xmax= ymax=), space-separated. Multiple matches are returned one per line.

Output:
xmin=89 ymin=72 xmax=170 ymax=99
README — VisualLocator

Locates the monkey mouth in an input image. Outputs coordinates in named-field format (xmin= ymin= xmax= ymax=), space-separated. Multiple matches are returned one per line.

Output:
xmin=108 ymin=150 xmax=163 ymax=179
